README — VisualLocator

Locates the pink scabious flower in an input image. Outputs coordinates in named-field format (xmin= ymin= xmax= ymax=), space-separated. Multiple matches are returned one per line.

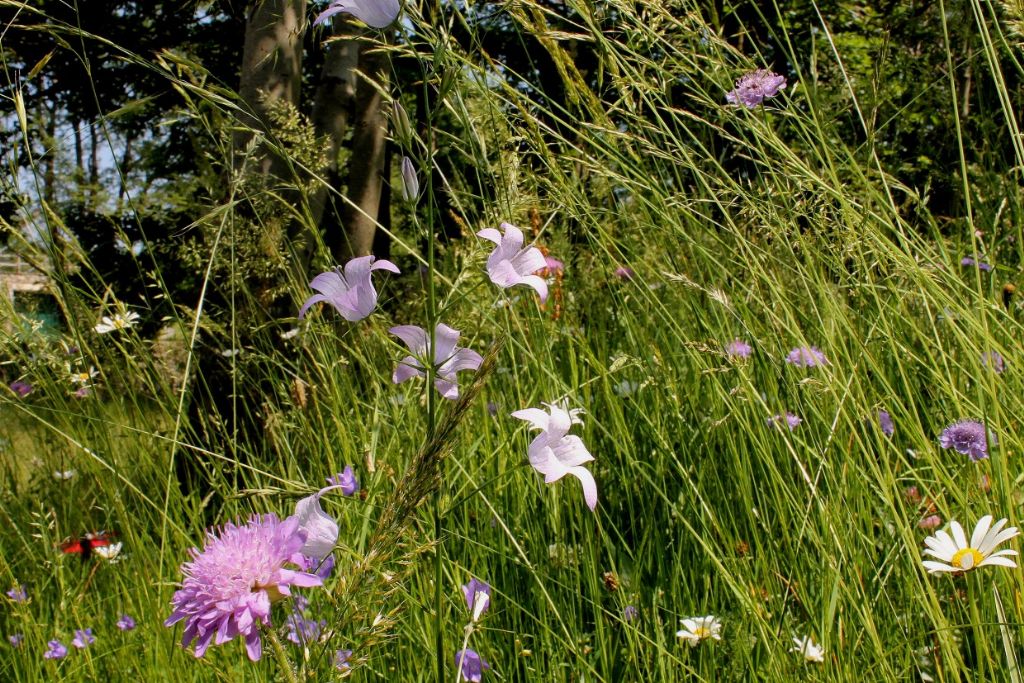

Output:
xmin=477 ymin=223 xmax=549 ymax=303
xmin=786 ymin=346 xmax=828 ymax=368
xmin=939 ymin=420 xmax=991 ymax=461
xmin=768 ymin=412 xmax=801 ymax=431
xmin=313 ymin=0 xmax=400 ymax=28
xmin=164 ymin=514 xmax=323 ymax=661
xmin=512 ymin=402 xmax=598 ymax=511
xmin=299 ymin=255 xmax=400 ymax=322
xmin=390 ymin=324 xmax=483 ymax=400
xmin=982 ymin=351 xmax=1005 ymax=374
xmin=726 ymin=69 xmax=787 ymax=108
xmin=725 ymin=339 xmax=752 ymax=359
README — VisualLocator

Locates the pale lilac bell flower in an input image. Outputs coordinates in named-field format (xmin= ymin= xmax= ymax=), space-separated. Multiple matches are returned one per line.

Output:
xmin=390 ymin=324 xmax=483 ymax=400
xmin=461 ymin=578 xmax=491 ymax=622
xmin=512 ymin=401 xmax=598 ymax=511
xmin=327 ymin=466 xmax=359 ymax=496
xmin=477 ymin=223 xmax=549 ymax=303
xmin=313 ymin=0 xmax=400 ymax=28
xmin=455 ymin=648 xmax=490 ymax=682
xmin=299 ymin=255 xmax=399 ymax=322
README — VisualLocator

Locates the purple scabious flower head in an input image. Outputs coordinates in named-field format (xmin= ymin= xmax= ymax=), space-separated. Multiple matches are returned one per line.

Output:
xmin=327 ymin=466 xmax=359 ymax=496
xmin=43 ymin=639 xmax=67 ymax=660
xmin=785 ymin=346 xmax=828 ymax=368
xmin=725 ymin=339 xmax=752 ymax=359
xmin=116 ymin=615 xmax=136 ymax=632
xmin=164 ymin=514 xmax=323 ymax=661
xmin=982 ymin=351 xmax=1005 ymax=374
xmin=726 ymin=69 xmax=787 ymax=108
xmin=299 ymin=255 xmax=400 ymax=322
xmin=878 ymin=410 xmax=895 ymax=437
xmin=8 ymin=633 xmax=23 ymax=647
xmin=6 ymin=585 xmax=27 ymax=603
xmin=334 ymin=648 xmax=353 ymax=670
xmin=768 ymin=412 xmax=801 ymax=431
xmin=614 ymin=266 xmax=635 ymax=280
xmin=390 ymin=324 xmax=483 ymax=400
xmin=9 ymin=380 xmax=32 ymax=397
xmin=455 ymin=649 xmax=490 ymax=682
xmin=512 ymin=402 xmax=598 ymax=511
xmin=477 ymin=223 xmax=549 ymax=303
xmin=285 ymin=612 xmax=326 ymax=645
xmin=939 ymin=420 xmax=992 ymax=461
xmin=313 ymin=0 xmax=400 ymax=28
xmin=961 ymin=256 xmax=993 ymax=272
xmin=461 ymin=578 xmax=491 ymax=622
xmin=71 ymin=628 xmax=94 ymax=649
xmin=623 ymin=605 xmax=639 ymax=622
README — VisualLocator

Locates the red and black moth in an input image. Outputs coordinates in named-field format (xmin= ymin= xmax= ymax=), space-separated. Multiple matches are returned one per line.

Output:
xmin=59 ymin=531 xmax=117 ymax=560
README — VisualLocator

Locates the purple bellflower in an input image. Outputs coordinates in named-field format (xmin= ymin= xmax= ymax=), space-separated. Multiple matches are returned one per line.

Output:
xmin=877 ymin=410 xmax=895 ymax=437
xmin=400 ymin=156 xmax=419 ymax=203
xmin=164 ymin=514 xmax=324 ymax=661
xmin=299 ymin=255 xmax=399 ymax=322
xmin=982 ymin=351 xmax=1005 ymax=374
xmin=8 ymin=633 xmax=23 ymax=647
xmin=623 ymin=605 xmax=639 ymax=621
xmin=461 ymin=578 xmax=491 ymax=622
xmin=285 ymin=613 xmax=326 ymax=645
xmin=116 ymin=615 xmax=136 ymax=632
xmin=327 ymin=466 xmax=359 ymax=496
xmin=313 ymin=0 xmax=400 ymax=28
xmin=726 ymin=69 xmax=787 ymax=108
xmin=961 ymin=256 xmax=993 ymax=272
xmin=768 ymin=412 xmax=801 ymax=431
xmin=6 ymin=585 xmax=27 ymax=603
xmin=71 ymin=628 xmax=94 ymax=649
xmin=44 ymin=639 xmax=68 ymax=660
xmin=786 ymin=346 xmax=828 ymax=368
xmin=335 ymin=649 xmax=353 ymax=670
xmin=477 ymin=223 xmax=549 ymax=303
xmin=940 ymin=420 xmax=992 ymax=461
xmin=455 ymin=649 xmax=490 ymax=682
xmin=390 ymin=324 xmax=483 ymax=400
xmin=512 ymin=402 xmax=598 ymax=511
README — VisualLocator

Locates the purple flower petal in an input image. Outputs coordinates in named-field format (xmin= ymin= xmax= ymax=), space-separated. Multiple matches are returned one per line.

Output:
xmin=314 ymin=0 xmax=400 ymax=28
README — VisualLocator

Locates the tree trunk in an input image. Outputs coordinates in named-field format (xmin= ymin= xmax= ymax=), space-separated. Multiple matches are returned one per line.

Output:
xmin=234 ymin=0 xmax=306 ymax=176
xmin=330 ymin=40 xmax=389 ymax=260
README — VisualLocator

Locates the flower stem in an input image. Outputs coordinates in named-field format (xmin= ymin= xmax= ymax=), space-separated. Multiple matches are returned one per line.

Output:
xmin=265 ymin=625 xmax=298 ymax=683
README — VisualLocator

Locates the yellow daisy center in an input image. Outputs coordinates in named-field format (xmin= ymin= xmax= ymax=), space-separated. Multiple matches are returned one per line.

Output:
xmin=694 ymin=627 xmax=711 ymax=639
xmin=951 ymin=547 xmax=984 ymax=570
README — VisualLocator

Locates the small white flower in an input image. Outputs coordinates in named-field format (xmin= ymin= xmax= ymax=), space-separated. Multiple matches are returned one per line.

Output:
xmin=69 ymin=366 xmax=98 ymax=385
xmin=220 ymin=348 xmax=241 ymax=358
xmin=93 ymin=542 xmax=123 ymax=562
xmin=94 ymin=310 xmax=140 ymax=334
xmin=676 ymin=616 xmax=722 ymax=646
xmin=922 ymin=515 xmax=1019 ymax=573
xmin=791 ymin=635 xmax=825 ymax=663
xmin=53 ymin=470 xmax=76 ymax=480
xmin=280 ymin=328 xmax=301 ymax=341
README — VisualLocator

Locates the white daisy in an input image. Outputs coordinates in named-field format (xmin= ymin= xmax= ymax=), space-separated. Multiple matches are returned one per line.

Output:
xmin=791 ymin=635 xmax=825 ymax=663
xmin=94 ymin=310 xmax=140 ymax=334
xmin=69 ymin=366 xmax=98 ymax=385
xmin=675 ymin=616 xmax=722 ymax=646
xmin=922 ymin=515 xmax=1019 ymax=573
xmin=53 ymin=470 xmax=76 ymax=480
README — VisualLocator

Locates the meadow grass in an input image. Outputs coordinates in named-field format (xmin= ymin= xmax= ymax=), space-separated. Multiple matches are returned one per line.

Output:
xmin=2 ymin=0 xmax=1024 ymax=680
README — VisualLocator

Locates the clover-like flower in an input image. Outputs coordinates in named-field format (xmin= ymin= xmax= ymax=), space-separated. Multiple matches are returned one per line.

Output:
xmin=455 ymin=649 xmax=490 ymax=682
xmin=477 ymin=223 xmax=549 ymax=303
xmin=791 ymin=635 xmax=825 ymax=663
xmin=390 ymin=324 xmax=483 ymax=400
xmin=939 ymin=420 xmax=991 ymax=461
xmin=676 ymin=616 xmax=722 ymax=646
xmin=313 ymin=0 xmax=400 ymax=28
xmin=164 ymin=514 xmax=323 ymax=661
xmin=726 ymin=69 xmax=787 ymax=108
xmin=922 ymin=515 xmax=1019 ymax=574
xmin=512 ymin=402 xmax=597 ymax=511
xmin=299 ymin=255 xmax=399 ymax=322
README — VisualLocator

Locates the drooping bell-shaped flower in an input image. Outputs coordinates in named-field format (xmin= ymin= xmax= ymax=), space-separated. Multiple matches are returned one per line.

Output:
xmin=313 ymin=0 xmax=401 ymax=29
xmin=390 ymin=324 xmax=483 ymax=400
xmin=299 ymin=255 xmax=399 ymax=322
xmin=477 ymin=223 xmax=549 ymax=303
xmin=511 ymin=401 xmax=597 ymax=511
